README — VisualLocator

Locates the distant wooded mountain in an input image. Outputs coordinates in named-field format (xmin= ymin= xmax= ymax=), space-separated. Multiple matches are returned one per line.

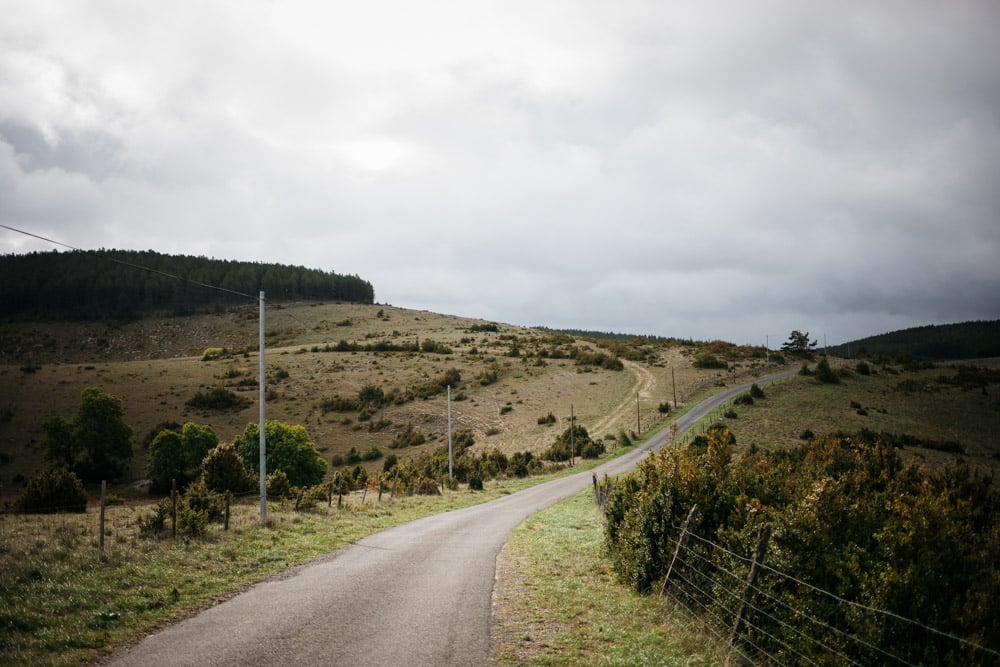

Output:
xmin=829 ymin=320 xmax=1000 ymax=360
xmin=0 ymin=250 xmax=374 ymax=320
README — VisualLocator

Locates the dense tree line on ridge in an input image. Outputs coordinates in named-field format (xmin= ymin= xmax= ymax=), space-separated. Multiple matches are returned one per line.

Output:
xmin=828 ymin=320 xmax=1000 ymax=360
xmin=0 ymin=250 xmax=375 ymax=320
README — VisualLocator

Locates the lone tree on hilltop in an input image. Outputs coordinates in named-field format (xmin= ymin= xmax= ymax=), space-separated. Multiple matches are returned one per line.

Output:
xmin=781 ymin=330 xmax=818 ymax=359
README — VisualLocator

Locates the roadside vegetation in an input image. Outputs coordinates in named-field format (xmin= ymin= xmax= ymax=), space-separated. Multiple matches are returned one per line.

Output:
xmin=0 ymin=478 xmax=544 ymax=666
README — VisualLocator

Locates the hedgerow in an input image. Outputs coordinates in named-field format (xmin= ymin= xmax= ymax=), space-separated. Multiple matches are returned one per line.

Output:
xmin=603 ymin=425 xmax=999 ymax=664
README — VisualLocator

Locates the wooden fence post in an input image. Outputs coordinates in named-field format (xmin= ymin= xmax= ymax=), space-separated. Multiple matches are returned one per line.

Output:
xmin=170 ymin=479 xmax=177 ymax=539
xmin=729 ymin=522 xmax=772 ymax=647
xmin=661 ymin=504 xmax=699 ymax=596
xmin=99 ymin=480 xmax=106 ymax=553
xmin=224 ymin=492 xmax=231 ymax=531
xmin=294 ymin=489 xmax=304 ymax=512
xmin=327 ymin=482 xmax=333 ymax=508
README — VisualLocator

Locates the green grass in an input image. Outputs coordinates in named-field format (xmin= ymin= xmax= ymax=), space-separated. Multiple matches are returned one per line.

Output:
xmin=0 ymin=482 xmax=534 ymax=666
xmin=493 ymin=490 xmax=723 ymax=666
xmin=713 ymin=362 xmax=1000 ymax=475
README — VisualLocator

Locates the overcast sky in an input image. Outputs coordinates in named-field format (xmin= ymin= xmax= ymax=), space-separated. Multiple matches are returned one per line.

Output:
xmin=2 ymin=1 xmax=998 ymax=345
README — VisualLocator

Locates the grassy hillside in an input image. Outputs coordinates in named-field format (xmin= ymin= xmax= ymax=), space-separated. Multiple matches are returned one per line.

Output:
xmin=692 ymin=357 xmax=1000 ymax=482
xmin=0 ymin=302 xmax=775 ymax=493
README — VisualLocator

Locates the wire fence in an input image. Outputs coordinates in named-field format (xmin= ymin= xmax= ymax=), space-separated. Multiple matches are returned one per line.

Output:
xmin=653 ymin=517 xmax=1000 ymax=666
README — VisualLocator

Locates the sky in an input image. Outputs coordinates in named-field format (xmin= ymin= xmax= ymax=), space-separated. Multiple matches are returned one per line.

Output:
xmin=2 ymin=1 xmax=999 ymax=346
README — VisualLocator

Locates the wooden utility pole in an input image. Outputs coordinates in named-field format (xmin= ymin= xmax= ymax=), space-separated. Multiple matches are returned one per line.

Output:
xmin=570 ymin=405 xmax=575 ymax=467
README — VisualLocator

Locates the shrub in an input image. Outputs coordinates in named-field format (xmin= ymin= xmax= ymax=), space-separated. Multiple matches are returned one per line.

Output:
xmin=266 ymin=470 xmax=293 ymax=499
xmin=603 ymin=429 xmax=1000 ymax=664
xmin=14 ymin=467 xmax=87 ymax=513
xmin=201 ymin=347 xmax=226 ymax=361
xmin=390 ymin=423 xmax=425 ymax=449
xmin=694 ymin=355 xmax=727 ymax=369
xmin=733 ymin=393 xmax=754 ymax=406
xmin=750 ymin=383 xmax=766 ymax=399
xmin=542 ymin=424 xmax=604 ymax=461
xmin=813 ymin=357 xmax=839 ymax=384
xmin=234 ymin=420 xmax=327 ymax=487
xmin=468 ymin=469 xmax=484 ymax=491
xmin=657 ymin=402 xmax=671 ymax=414
xmin=185 ymin=386 xmax=250 ymax=411
xmin=201 ymin=443 xmax=253 ymax=494
xmin=138 ymin=497 xmax=173 ymax=535
xmin=319 ymin=396 xmax=359 ymax=413
xmin=537 ymin=412 xmax=557 ymax=425
xmin=181 ymin=478 xmax=226 ymax=523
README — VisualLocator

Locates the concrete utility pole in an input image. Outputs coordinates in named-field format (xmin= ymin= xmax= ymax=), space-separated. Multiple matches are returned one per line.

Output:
xmin=259 ymin=291 xmax=267 ymax=521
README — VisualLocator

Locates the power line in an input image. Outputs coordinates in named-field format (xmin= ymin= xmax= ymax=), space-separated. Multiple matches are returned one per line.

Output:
xmin=1 ymin=223 xmax=256 ymax=301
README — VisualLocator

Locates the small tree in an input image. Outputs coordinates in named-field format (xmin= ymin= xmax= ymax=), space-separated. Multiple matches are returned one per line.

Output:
xmin=781 ymin=330 xmax=818 ymax=359
xmin=181 ymin=422 xmax=218 ymax=471
xmin=43 ymin=387 xmax=133 ymax=482
xmin=201 ymin=443 xmax=253 ymax=494
xmin=148 ymin=431 xmax=187 ymax=493
xmin=233 ymin=420 xmax=327 ymax=487
xmin=14 ymin=466 xmax=87 ymax=513
xmin=814 ymin=357 xmax=840 ymax=384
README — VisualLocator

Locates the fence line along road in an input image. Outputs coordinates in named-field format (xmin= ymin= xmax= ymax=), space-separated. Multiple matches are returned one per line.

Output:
xmin=107 ymin=370 xmax=796 ymax=667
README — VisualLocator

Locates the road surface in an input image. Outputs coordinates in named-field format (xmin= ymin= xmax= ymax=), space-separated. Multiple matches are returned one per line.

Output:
xmin=107 ymin=371 xmax=794 ymax=666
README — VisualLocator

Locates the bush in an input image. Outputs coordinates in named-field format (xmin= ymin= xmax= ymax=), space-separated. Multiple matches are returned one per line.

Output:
xmin=750 ymin=383 xmax=766 ymax=399
xmin=814 ymin=357 xmax=839 ymax=384
xmin=657 ymin=402 xmax=671 ymax=414
xmin=604 ymin=428 xmax=1000 ymax=664
xmin=542 ymin=424 xmax=604 ymax=461
xmin=694 ymin=355 xmax=727 ymax=369
xmin=185 ymin=386 xmax=250 ymax=411
xmin=266 ymin=470 xmax=293 ymax=499
xmin=201 ymin=443 xmax=253 ymax=494
xmin=14 ymin=467 xmax=87 ymax=513
xmin=733 ymin=393 xmax=754 ymax=406
xmin=537 ymin=412 xmax=557 ymax=426
xmin=181 ymin=478 xmax=226 ymax=523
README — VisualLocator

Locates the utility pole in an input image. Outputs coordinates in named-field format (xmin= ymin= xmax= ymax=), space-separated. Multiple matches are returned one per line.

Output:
xmin=636 ymin=392 xmax=640 ymax=434
xmin=570 ymin=404 xmax=575 ymax=467
xmin=259 ymin=291 xmax=267 ymax=521
xmin=447 ymin=385 xmax=453 ymax=482
xmin=671 ymin=366 xmax=677 ymax=408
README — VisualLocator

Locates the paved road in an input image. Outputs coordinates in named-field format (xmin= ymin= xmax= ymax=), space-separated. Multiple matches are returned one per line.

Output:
xmin=107 ymin=371 xmax=794 ymax=667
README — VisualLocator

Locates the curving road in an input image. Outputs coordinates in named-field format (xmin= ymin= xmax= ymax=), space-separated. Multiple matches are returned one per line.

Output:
xmin=107 ymin=371 xmax=794 ymax=666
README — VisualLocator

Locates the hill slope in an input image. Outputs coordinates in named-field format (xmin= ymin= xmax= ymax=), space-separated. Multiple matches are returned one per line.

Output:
xmin=830 ymin=320 xmax=1000 ymax=360
xmin=1 ymin=303 xmax=773 ymax=489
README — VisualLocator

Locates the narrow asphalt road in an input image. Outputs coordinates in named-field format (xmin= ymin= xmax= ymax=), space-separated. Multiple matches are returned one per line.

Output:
xmin=107 ymin=370 xmax=795 ymax=667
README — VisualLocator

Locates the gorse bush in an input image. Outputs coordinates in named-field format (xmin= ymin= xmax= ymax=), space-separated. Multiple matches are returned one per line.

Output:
xmin=604 ymin=426 xmax=1000 ymax=664
xmin=14 ymin=466 xmax=87 ymax=513
xmin=185 ymin=386 xmax=250 ymax=411
xmin=542 ymin=424 xmax=605 ymax=461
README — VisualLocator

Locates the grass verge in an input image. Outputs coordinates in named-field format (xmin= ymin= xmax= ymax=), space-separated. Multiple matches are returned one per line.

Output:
xmin=492 ymin=489 xmax=723 ymax=666
xmin=0 ymin=481 xmax=534 ymax=666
